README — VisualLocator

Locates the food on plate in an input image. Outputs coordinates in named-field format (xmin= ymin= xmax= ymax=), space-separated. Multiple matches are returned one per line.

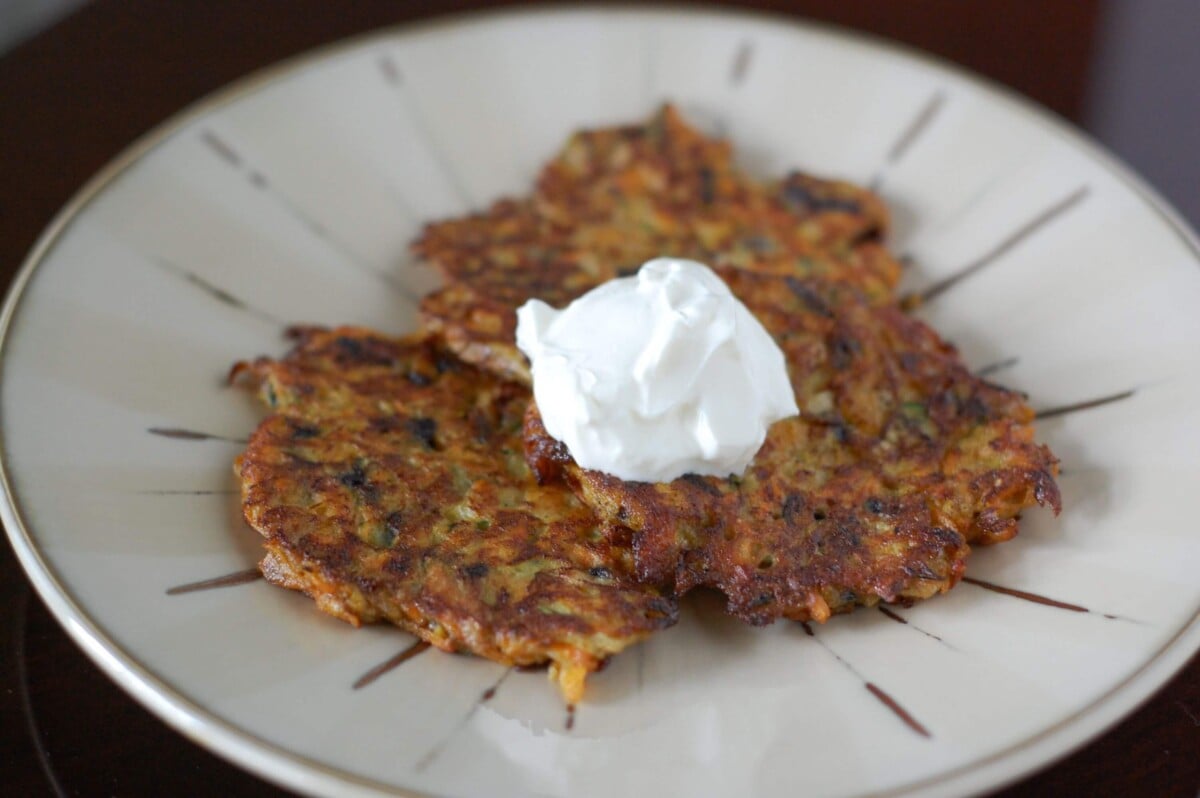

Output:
xmin=515 ymin=257 xmax=798 ymax=483
xmin=524 ymin=266 xmax=1060 ymax=624
xmin=231 ymin=105 xmax=1060 ymax=701
xmin=232 ymin=327 xmax=676 ymax=702
xmin=415 ymin=105 xmax=902 ymax=383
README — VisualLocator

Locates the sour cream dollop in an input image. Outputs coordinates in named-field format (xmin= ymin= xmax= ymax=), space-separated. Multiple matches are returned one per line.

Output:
xmin=515 ymin=258 xmax=798 ymax=483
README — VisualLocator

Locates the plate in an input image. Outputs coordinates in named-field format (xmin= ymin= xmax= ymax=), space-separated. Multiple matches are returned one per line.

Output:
xmin=4 ymin=7 xmax=1199 ymax=798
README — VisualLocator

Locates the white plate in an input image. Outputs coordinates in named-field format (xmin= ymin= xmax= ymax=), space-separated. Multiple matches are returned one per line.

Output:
xmin=4 ymin=7 xmax=1199 ymax=798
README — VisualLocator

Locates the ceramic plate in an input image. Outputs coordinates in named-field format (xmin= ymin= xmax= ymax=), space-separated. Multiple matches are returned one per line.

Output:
xmin=4 ymin=7 xmax=1199 ymax=798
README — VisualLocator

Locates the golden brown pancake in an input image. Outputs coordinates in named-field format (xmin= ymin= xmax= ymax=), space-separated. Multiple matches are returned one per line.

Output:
xmin=524 ymin=269 xmax=1060 ymax=625
xmin=415 ymin=105 xmax=902 ymax=382
xmin=233 ymin=328 xmax=676 ymax=702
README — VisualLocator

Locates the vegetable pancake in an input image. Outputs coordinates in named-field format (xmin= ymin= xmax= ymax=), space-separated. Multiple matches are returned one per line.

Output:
xmin=233 ymin=328 xmax=676 ymax=702
xmin=524 ymin=268 xmax=1060 ymax=625
xmin=415 ymin=105 xmax=902 ymax=382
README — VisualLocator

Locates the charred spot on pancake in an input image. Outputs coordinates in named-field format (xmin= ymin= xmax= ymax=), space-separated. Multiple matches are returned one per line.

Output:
xmin=405 ymin=417 xmax=438 ymax=450
xmin=290 ymin=422 xmax=320 ymax=439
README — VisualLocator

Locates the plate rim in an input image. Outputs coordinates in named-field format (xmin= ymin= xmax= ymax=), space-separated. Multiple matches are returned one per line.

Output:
xmin=3 ymin=5 xmax=1199 ymax=797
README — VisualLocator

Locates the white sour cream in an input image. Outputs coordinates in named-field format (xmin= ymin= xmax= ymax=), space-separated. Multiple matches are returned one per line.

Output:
xmin=515 ymin=258 xmax=798 ymax=483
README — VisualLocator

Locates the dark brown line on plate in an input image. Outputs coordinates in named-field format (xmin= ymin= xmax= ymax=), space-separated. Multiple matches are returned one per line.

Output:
xmin=801 ymin=621 xmax=933 ymax=739
xmin=180 ymin=270 xmax=277 ymax=322
xmin=866 ymin=683 xmax=932 ymax=738
xmin=414 ymin=667 xmax=512 ymax=771
xmin=479 ymin=667 xmax=511 ymax=703
xmin=916 ymin=186 xmax=1090 ymax=303
xmin=1034 ymin=389 xmax=1135 ymax=420
xmin=729 ymin=41 xmax=754 ymax=85
xmin=878 ymin=606 xmax=949 ymax=646
xmin=976 ymin=356 xmax=1019 ymax=378
xmin=378 ymin=54 xmax=402 ymax=86
xmin=352 ymin=640 xmax=432 ymax=690
xmin=963 ymin=577 xmax=1146 ymax=625
xmin=565 ymin=703 xmax=576 ymax=731
xmin=147 ymin=427 xmax=248 ymax=444
xmin=962 ymin=577 xmax=1088 ymax=613
xmin=871 ymin=91 xmax=946 ymax=190
xmin=200 ymin=129 xmax=242 ymax=167
xmin=152 ymin=256 xmax=285 ymax=327
xmin=166 ymin=568 xmax=262 ymax=596
xmin=887 ymin=91 xmax=946 ymax=166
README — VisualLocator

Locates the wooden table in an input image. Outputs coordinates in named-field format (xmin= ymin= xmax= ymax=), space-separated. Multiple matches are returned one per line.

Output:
xmin=1 ymin=2 xmax=1197 ymax=795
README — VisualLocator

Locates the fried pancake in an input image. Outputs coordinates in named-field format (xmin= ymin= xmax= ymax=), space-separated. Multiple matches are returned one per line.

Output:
xmin=531 ymin=104 xmax=890 ymax=259
xmin=415 ymin=105 xmax=902 ymax=381
xmin=233 ymin=328 xmax=676 ymax=702
xmin=525 ymin=268 xmax=1060 ymax=625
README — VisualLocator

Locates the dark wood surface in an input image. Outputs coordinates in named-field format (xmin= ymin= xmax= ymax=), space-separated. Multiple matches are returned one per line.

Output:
xmin=1 ymin=2 xmax=1197 ymax=796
